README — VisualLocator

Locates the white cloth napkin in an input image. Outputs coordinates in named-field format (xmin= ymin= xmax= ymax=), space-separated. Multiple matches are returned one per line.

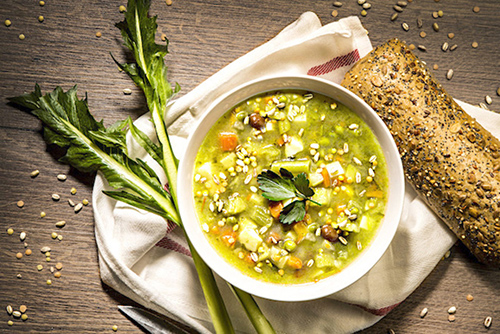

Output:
xmin=92 ymin=12 xmax=498 ymax=333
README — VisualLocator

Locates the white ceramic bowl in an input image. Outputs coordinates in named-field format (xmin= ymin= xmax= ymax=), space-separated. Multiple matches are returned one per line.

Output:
xmin=178 ymin=75 xmax=404 ymax=302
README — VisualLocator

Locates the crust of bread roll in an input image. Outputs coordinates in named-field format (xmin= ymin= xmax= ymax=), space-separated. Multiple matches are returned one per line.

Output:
xmin=341 ymin=38 xmax=500 ymax=266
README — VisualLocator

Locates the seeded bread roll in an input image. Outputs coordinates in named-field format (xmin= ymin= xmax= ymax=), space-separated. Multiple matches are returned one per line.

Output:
xmin=341 ymin=38 xmax=500 ymax=266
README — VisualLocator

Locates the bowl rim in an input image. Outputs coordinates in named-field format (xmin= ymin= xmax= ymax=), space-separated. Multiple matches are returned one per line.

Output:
xmin=177 ymin=74 xmax=405 ymax=302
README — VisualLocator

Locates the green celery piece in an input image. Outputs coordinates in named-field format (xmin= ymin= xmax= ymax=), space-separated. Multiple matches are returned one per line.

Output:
xmin=114 ymin=0 xmax=180 ymax=206
xmin=8 ymin=85 xmax=180 ymax=224
xmin=114 ymin=1 xmax=275 ymax=333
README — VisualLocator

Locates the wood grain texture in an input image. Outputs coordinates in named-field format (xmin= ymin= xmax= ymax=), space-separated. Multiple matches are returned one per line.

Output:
xmin=0 ymin=0 xmax=499 ymax=333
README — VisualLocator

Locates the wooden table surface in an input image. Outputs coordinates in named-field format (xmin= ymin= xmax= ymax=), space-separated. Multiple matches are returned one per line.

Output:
xmin=1 ymin=0 xmax=499 ymax=333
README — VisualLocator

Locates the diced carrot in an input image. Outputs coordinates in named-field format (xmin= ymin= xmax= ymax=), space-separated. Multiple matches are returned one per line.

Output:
xmin=219 ymin=132 xmax=238 ymax=151
xmin=336 ymin=204 xmax=347 ymax=214
xmin=287 ymin=256 xmax=303 ymax=270
xmin=221 ymin=230 xmax=237 ymax=248
xmin=321 ymin=167 xmax=331 ymax=187
xmin=365 ymin=190 xmax=384 ymax=198
xmin=244 ymin=253 xmax=255 ymax=264
xmin=293 ymin=221 xmax=308 ymax=243
xmin=269 ymin=201 xmax=283 ymax=219
xmin=276 ymin=136 xmax=285 ymax=146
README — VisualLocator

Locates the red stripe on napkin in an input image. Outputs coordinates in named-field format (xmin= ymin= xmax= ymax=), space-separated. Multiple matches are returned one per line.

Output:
xmin=355 ymin=302 xmax=401 ymax=317
xmin=307 ymin=49 xmax=360 ymax=76
xmin=155 ymin=236 xmax=192 ymax=257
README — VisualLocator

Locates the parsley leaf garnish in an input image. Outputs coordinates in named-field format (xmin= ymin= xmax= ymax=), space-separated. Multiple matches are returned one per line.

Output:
xmin=257 ymin=168 xmax=320 ymax=224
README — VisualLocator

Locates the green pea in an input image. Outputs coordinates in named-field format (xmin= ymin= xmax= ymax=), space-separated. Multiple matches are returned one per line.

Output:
xmin=235 ymin=111 xmax=247 ymax=121
xmin=308 ymin=223 xmax=318 ymax=233
xmin=284 ymin=240 xmax=297 ymax=252
xmin=226 ymin=216 xmax=238 ymax=224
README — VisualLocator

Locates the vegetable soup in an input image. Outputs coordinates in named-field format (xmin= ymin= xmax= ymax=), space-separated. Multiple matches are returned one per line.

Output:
xmin=193 ymin=91 xmax=388 ymax=284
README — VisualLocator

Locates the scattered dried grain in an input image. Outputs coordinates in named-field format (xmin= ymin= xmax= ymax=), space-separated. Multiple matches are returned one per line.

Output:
xmin=38 ymin=16 xmax=44 ymax=23
xmin=12 ymin=311 xmax=21 ymax=318
xmin=55 ymin=220 xmax=66 ymax=228
xmin=16 ymin=252 xmax=23 ymax=259
xmin=446 ymin=69 xmax=454 ymax=80
xmin=402 ymin=22 xmax=409 ymax=31
xmin=30 ymin=170 xmax=40 ymax=178
xmin=420 ymin=31 xmax=426 ymax=38
xmin=54 ymin=271 xmax=61 ymax=278
xmin=25 ymin=249 xmax=32 ymax=256
xmin=409 ymin=44 xmax=416 ymax=50
xmin=123 ymin=88 xmax=132 ymax=95
xmin=46 ymin=279 xmax=52 ymax=285
xmin=41 ymin=246 xmax=51 ymax=253
xmin=448 ymin=306 xmax=457 ymax=314
xmin=432 ymin=23 xmax=439 ymax=32
xmin=448 ymin=314 xmax=456 ymax=322
xmin=57 ymin=174 xmax=67 ymax=181
xmin=74 ymin=202 xmax=83 ymax=213
xmin=56 ymin=262 xmax=63 ymax=270
xmin=40 ymin=211 xmax=46 ymax=218
xmin=6 ymin=305 xmax=13 ymax=315
xmin=17 ymin=200 xmax=24 ymax=208
xmin=119 ymin=5 xmax=126 ymax=12
xmin=485 ymin=95 xmax=492 ymax=105
xmin=391 ymin=13 xmax=398 ymax=21
xmin=472 ymin=41 xmax=478 ymax=48
xmin=484 ymin=316 xmax=492 ymax=328
xmin=21 ymin=314 xmax=28 ymax=321
xmin=420 ymin=307 xmax=428 ymax=318
xmin=361 ymin=10 xmax=367 ymax=17
xmin=449 ymin=44 xmax=458 ymax=51
xmin=417 ymin=18 xmax=423 ymax=28
xmin=37 ymin=264 xmax=43 ymax=271
xmin=39 ymin=0 xmax=45 ymax=6
xmin=7 ymin=228 xmax=14 ymax=235
xmin=433 ymin=64 xmax=439 ymax=70
xmin=51 ymin=232 xmax=58 ymax=239
xmin=82 ymin=198 xmax=89 ymax=206
xmin=473 ymin=6 xmax=480 ymax=13
xmin=19 ymin=305 xmax=27 ymax=313
xmin=333 ymin=1 xmax=343 ymax=7
xmin=331 ymin=10 xmax=338 ymax=17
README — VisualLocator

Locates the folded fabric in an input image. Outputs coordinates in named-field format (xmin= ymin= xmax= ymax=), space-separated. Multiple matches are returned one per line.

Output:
xmin=92 ymin=12 xmax=496 ymax=333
